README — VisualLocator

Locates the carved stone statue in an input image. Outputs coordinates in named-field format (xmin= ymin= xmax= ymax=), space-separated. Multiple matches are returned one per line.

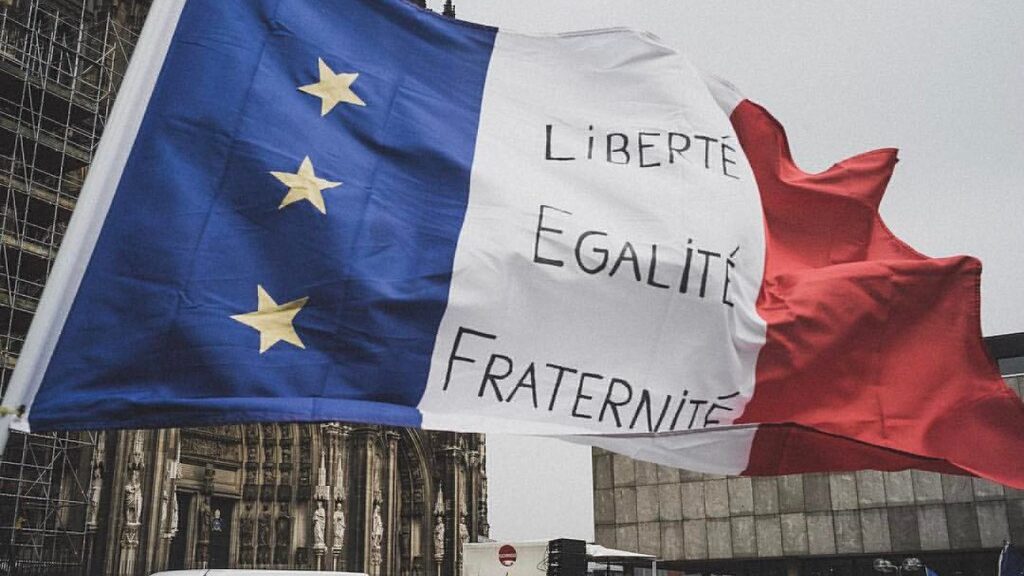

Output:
xmin=432 ymin=514 xmax=445 ymax=562
xmin=240 ymin=516 xmax=254 ymax=546
xmin=257 ymin=507 xmax=272 ymax=565
xmin=124 ymin=470 xmax=142 ymax=525
xmin=257 ymin=508 xmax=271 ymax=546
xmin=169 ymin=485 xmax=180 ymax=537
xmin=87 ymin=432 xmax=105 ymax=529
xmin=129 ymin=430 xmax=145 ymax=469
xmin=312 ymin=500 xmax=327 ymax=550
xmin=158 ymin=479 xmax=169 ymax=537
xmin=87 ymin=463 xmax=102 ymax=528
xmin=169 ymin=492 xmax=179 ymax=538
xmin=332 ymin=500 xmax=345 ymax=550
xmin=370 ymin=498 xmax=384 ymax=566
xmin=276 ymin=514 xmax=290 ymax=546
xmin=478 ymin=469 xmax=489 ymax=538
xmin=459 ymin=513 xmax=469 ymax=546
xmin=432 ymin=488 xmax=446 ymax=562
xmin=198 ymin=503 xmax=211 ymax=543
xmin=121 ymin=468 xmax=143 ymax=546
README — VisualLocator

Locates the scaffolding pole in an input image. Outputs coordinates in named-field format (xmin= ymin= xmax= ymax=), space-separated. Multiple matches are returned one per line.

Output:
xmin=0 ymin=1 xmax=142 ymax=572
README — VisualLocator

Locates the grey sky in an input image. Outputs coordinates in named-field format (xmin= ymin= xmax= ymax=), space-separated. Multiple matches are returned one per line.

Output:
xmin=434 ymin=1 xmax=1024 ymax=543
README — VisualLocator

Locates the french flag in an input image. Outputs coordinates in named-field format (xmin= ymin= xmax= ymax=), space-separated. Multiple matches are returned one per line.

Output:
xmin=2 ymin=0 xmax=1021 ymax=488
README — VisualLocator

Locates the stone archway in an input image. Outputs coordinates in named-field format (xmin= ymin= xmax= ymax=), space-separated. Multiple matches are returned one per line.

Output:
xmin=394 ymin=430 xmax=435 ymax=576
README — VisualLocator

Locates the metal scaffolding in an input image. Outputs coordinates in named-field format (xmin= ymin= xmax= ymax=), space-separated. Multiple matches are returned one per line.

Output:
xmin=0 ymin=0 xmax=144 ymax=572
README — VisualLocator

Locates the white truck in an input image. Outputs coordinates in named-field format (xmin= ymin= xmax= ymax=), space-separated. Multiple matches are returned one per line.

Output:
xmin=463 ymin=539 xmax=654 ymax=576
xmin=463 ymin=540 xmax=555 ymax=576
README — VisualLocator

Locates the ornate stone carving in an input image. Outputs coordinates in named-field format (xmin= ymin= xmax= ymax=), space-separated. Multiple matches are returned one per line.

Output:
xmin=257 ymin=506 xmax=272 ymax=565
xmin=129 ymin=429 xmax=145 ymax=469
xmin=432 ymin=515 xmax=445 ymax=563
xmin=121 ymin=429 xmax=146 ymax=549
xmin=478 ymin=446 xmax=489 ymax=538
xmin=170 ymin=492 xmax=179 ymax=538
xmin=275 ymin=513 xmax=292 ymax=564
xmin=240 ymin=513 xmax=255 ymax=566
xmin=202 ymin=463 xmax=216 ymax=495
xmin=278 ymin=483 xmax=292 ymax=502
xmin=257 ymin=507 xmax=271 ymax=547
xmin=244 ymin=483 xmax=259 ymax=502
xmin=459 ymin=513 xmax=469 ymax=547
xmin=276 ymin=513 xmax=290 ymax=540
xmin=198 ymin=501 xmax=211 ymax=544
xmin=312 ymin=500 xmax=327 ymax=550
xmin=332 ymin=499 xmax=345 ymax=550
xmin=87 ymin=460 xmax=102 ymax=529
xmin=432 ymin=488 xmax=445 ymax=563
xmin=181 ymin=428 xmax=242 ymax=466
xmin=240 ymin=515 xmax=254 ymax=546
xmin=121 ymin=469 xmax=142 ymax=545
xmin=370 ymin=492 xmax=384 ymax=567
xmin=315 ymin=451 xmax=331 ymax=502
xmin=161 ymin=442 xmax=180 ymax=539
xmin=93 ymin=426 xmax=488 ymax=572
xmin=295 ymin=547 xmax=310 ymax=567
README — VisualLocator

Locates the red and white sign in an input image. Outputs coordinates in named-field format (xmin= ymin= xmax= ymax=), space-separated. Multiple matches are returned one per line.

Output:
xmin=498 ymin=545 xmax=517 ymax=567
xmin=464 ymin=541 xmax=547 ymax=576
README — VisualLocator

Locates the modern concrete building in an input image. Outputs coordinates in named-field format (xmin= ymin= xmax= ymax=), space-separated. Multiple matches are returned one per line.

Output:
xmin=593 ymin=334 xmax=1024 ymax=576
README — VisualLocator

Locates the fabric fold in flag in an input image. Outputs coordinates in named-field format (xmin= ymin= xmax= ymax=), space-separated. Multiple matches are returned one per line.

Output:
xmin=1 ymin=0 xmax=1022 ymax=488
xmin=724 ymin=96 xmax=1024 ymax=488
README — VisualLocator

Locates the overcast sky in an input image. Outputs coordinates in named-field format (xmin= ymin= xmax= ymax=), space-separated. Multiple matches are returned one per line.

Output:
xmin=430 ymin=1 xmax=1024 ymax=543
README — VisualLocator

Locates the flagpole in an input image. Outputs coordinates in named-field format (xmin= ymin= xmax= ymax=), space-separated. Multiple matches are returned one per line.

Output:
xmin=0 ymin=0 xmax=187 ymax=460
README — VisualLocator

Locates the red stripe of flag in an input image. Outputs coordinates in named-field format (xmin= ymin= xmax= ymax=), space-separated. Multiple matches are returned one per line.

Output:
xmin=731 ymin=100 xmax=1024 ymax=488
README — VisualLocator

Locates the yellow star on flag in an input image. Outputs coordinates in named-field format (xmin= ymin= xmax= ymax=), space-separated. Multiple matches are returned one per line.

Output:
xmin=231 ymin=285 xmax=309 ymax=353
xmin=298 ymin=57 xmax=367 ymax=116
xmin=270 ymin=156 xmax=340 ymax=214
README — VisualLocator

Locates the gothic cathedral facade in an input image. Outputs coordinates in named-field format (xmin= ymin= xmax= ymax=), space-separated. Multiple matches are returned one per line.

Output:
xmin=85 ymin=425 xmax=488 ymax=576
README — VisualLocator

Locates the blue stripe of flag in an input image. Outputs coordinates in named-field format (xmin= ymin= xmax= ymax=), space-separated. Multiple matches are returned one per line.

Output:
xmin=29 ymin=0 xmax=497 ymax=431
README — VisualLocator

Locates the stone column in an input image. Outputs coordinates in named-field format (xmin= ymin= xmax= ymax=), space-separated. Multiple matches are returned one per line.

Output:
xmin=351 ymin=428 xmax=378 ymax=572
xmin=477 ymin=437 xmax=489 ymax=540
xmin=194 ymin=464 xmax=215 ymax=569
xmin=151 ymin=429 xmax=178 ymax=574
xmin=432 ymin=487 xmax=445 ymax=576
xmin=440 ymin=440 xmax=463 ymax=576
xmin=314 ymin=442 xmax=330 ymax=570
xmin=370 ymin=489 xmax=384 ymax=574
xmin=84 ymin=431 xmax=105 ymax=575
xmin=466 ymin=448 xmax=478 ymax=544
xmin=384 ymin=431 xmax=400 ymax=575
xmin=118 ymin=430 xmax=146 ymax=576
xmin=325 ymin=424 xmax=350 ymax=571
